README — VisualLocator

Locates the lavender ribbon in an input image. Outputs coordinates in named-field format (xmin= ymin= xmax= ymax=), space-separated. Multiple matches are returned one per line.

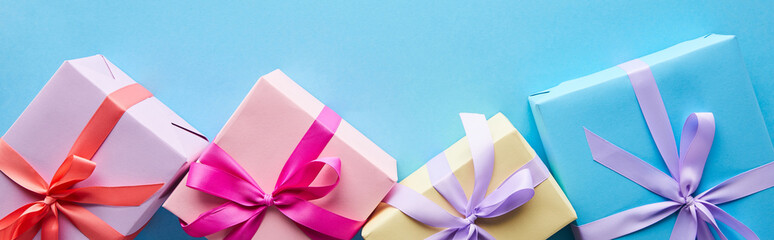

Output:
xmin=383 ymin=113 xmax=551 ymax=240
xmin=574 ymin=59 xmax=774 ymax=239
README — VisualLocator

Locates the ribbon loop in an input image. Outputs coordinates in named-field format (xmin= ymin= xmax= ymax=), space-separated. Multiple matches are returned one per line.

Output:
xmin=670 ymin=206 xmax=698 ymax=240
xmin=475 ymin=170 xmax=534 ymax=218
xmin=702 ymin=202 xmax=759 ymax=240
xmin=181 ymin=202 xmax=267 ymax=238
xmin=275 ymin=157 xmax=342 ymax=201
xmin=0 ymin=139 xmax=48 ymax=194
xmin=197 ymin=144 xmax=262 ymax=189
xmin=428 ymin=153 xmax=469 ymax=216
xmin=186 ymin=161 xmax=266 ymax=206
xmin=48 ymin=155 xmax=96 ymax=193
xmin=276 ymin=106 xmax=341 ymax=188
xmin=678 ymin=112 xmax=715 ymax=196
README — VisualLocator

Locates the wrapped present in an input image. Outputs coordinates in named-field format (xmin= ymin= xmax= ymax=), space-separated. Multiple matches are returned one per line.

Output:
xmin=0 ymin=55 xmax=208 ymax=239
xmin=529 ymin=34 xmax=774 ymax=239
xmin=362 ymin=113 xmax=576 ymax=240
xmin=163 ymin=70 xmax=398 ymax=240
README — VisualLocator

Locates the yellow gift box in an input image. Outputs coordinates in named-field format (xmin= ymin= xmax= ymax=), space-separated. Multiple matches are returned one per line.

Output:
xmin=362 ymin=113 xmax=576 ymax=239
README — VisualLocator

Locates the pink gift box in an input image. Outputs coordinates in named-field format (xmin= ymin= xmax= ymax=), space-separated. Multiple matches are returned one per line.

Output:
xmin=0 ymin=55 xmax=208 ymax=239
xmin=163 ymin=70 xmax=398 ymax=240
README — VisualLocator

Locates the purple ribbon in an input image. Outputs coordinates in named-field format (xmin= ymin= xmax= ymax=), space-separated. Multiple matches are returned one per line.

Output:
xmin=383 ymin=113 xmax=551 ymax=240
xmin=574 ymin=59 xmax=774 ymax=239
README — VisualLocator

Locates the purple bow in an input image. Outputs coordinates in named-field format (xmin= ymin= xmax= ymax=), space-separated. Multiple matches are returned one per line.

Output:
xmin=383 ymin=113 xmax=551 ymax=240
xmin=575 ymin=59 xmax=774 ymax=240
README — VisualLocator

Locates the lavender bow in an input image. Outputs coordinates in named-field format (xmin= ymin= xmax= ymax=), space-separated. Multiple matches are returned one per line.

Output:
xmin=575 ymin=59 xmax=774 ymax=239
xmin=383 ymin=113 xmax=550 ymax=240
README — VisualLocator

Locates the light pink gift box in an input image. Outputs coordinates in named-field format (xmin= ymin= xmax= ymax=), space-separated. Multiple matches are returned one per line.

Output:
xmin=0 ymin=55 xmax=209 ymax=239
xmin=163 ymin=70 xmax=398 ymax=240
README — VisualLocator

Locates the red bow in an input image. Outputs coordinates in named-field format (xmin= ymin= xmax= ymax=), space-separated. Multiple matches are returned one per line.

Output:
xmin=0 ymin=84 xmax=163 ymax=240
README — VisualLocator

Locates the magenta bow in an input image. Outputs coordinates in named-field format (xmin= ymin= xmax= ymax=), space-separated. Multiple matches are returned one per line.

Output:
xmin=383 ymin=113 xmax=551 ymax=240
xmin=574 ymin=59 xmax=774 ymax=239
xmin=179 ymin=107 xmax=363 ymax=240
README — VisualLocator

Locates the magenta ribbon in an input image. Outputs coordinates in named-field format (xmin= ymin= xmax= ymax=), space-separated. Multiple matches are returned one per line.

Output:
xmin=179 ymin=106 xmax=364 ymax=240
xmin=574 ymin=59 xmax=774 ymax=239
xmin=383 ymin=113 xmax=551 ymax=240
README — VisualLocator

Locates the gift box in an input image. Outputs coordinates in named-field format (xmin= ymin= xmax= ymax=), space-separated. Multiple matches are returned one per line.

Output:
xmin=0 ymin=55 xmax=208 ymax=239
xmin=529 ymin=34 xmax=774 ymax=239
xmin=362 ymin=113 xmax=576 ymax=240
xmin=163 ymin=70 xmax=398 ymax=240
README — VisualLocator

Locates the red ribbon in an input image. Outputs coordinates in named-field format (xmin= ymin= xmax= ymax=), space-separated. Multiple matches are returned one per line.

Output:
xmin=0 ymin=84 xmax=164 ymax=240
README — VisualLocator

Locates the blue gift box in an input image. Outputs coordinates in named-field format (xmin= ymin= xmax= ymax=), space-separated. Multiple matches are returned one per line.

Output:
xmin=529 ymin=34 xmax=774 ymax=239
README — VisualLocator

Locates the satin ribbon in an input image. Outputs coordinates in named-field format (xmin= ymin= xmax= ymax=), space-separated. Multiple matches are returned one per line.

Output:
xmin=0 ymin=83 xmax=164 ymax=240
xmin=382 ymin=113 xmax=551 ymax=240
xmin=180 ymin=106 xmax=364 ymax=240
xmin=574 ymin=59 xmax=774 ymax=239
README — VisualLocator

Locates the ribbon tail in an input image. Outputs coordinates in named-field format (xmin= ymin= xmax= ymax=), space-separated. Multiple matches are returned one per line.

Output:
xmin=459 ymin=113 xmax=495 ymax=211
xmin=223 ymin=208 xmax=268 ymax=240
xmin=454 ymin=226 xmax=475 ymax=240
xmin=669 ymin=206 xmax=697 ymax=240
xmin=56 ymin=202 xmax=126 ymax=240
xmin=0 ymin=203 xmax=35 ymax=230
xmin=181 ymin=202 xmax=265 ymax=238
xmin=584 ymin=128 xmax=682 ymax=201
xmin=383 ymin=184 xmax=469 ymax=229
xmin=40 ymin=208 xmax=59 ymax=240
xmin=573 ymin=201 xmax=681 ymax=240
xmin=475 ymin=169 xmax=534 ymax=218
xmin=698 ymin=161 xmax=774 ymax=205
xmin=702 ymin=202 xmax=759 ymax=240
xmin=693 ymin=202 xmax=730 ymax=240
xmin=427 ymin=152 xmax=468 ymax=215
xmin=279 ymin=199 xmax=363 ymax=240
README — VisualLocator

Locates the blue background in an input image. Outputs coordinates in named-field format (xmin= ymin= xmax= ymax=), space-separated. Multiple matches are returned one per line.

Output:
xmin=1 ymin=1 xmax=772 ymax=239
